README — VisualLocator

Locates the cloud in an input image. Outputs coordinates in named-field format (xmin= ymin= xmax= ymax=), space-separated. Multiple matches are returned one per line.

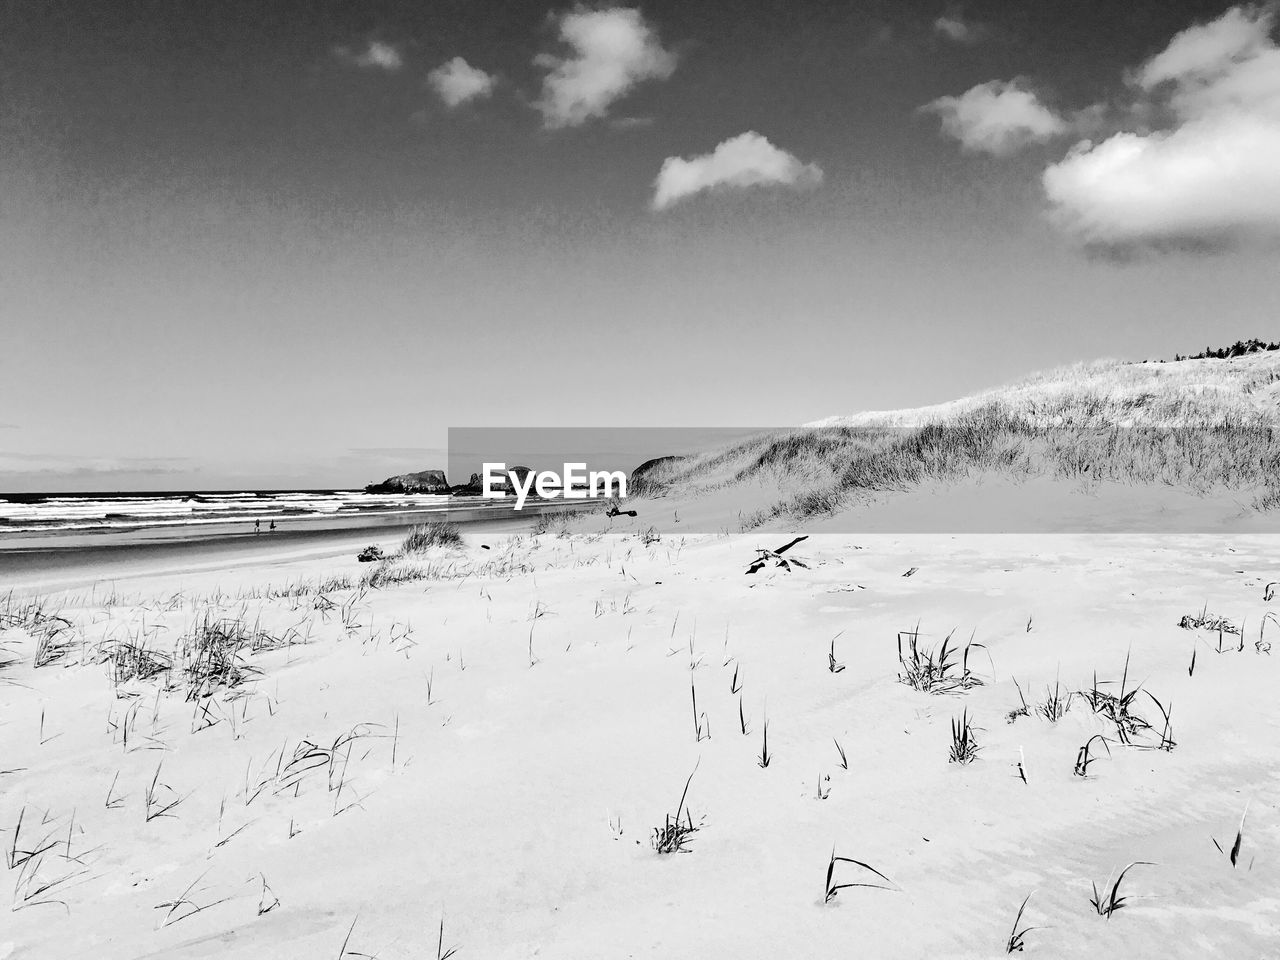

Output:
xmin=933 ymin=13 xmax=990 ymax=45
xmin=534 ymin=7 xmax=676 ymax=128
xmin=1044 ymin=5 xmax=1280 ymax=249
xmin=337 ymin=41 xmax=403 ymax=71
xmin=1137 ymin=5 xmax=1274 ymax=88
xmin=926 ymin=79 xmax=1069 ymax=155
xmin=428 ymin=57 xmax=497 ymax=108
xmin=652 ymin=132 xmax=823 ymax=210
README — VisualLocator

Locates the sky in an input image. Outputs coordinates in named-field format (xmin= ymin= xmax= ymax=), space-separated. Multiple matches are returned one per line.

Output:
xmin=2 ymin=0 xmax=1279 ymax=491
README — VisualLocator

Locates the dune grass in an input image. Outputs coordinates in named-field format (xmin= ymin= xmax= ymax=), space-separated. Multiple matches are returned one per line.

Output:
xmin=1074 ymin=735 xmax=1111 ymax=778
xmin=400 ymin=520 xmax=463 ymax=554
xmin=823 ymin=849 xmax=895 ymax=903
xmin=897 ymin=626 xmax=984 ymax=694
xmin=361 ymin=560 xmax=430 ymax=589
xmin=1213 ymin=803 xmax=1249 ymax=869
xmin=948 ymin=709 xmax=979 ymax=764
xmin=652 ymin=761 xmax=700 ymax=855
xmin=531 ymin=511 xmax=577 ymax=538
xmin=1090 ymin=862 xmax=1151 ymax=919
xmin=1 ymin=592 xmax=78 ymax=668
xmin=625 ymin=353 xmax=1280 ymax=524
xmin=1005 ymin=893 xmax=1037 ymax=953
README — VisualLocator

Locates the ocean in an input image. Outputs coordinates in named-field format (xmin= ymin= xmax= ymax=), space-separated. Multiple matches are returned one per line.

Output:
xmin=0 ymin=489 xmax=463 ymax=540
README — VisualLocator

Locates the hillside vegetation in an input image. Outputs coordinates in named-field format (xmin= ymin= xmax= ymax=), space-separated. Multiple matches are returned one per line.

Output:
xmin=633 ymin=352 xmax=1280 ymax=525
xmin=1170 ymin=338 xmax=1280 ymax=361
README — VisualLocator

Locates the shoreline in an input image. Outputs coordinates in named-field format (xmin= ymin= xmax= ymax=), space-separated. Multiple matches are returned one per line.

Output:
xmin=0 ymin=499 xmax=585 ymax=593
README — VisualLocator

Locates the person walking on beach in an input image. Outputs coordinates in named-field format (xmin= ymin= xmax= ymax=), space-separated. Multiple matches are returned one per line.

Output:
xmin=269 ymin=520 xmax=276 ymax=532
xmin=254 ymin=519 xmax=260 ymax=534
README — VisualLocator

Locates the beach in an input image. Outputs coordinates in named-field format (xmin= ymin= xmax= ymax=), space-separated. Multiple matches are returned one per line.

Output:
xmin=3 ymin=513 xmax=1278 ymax=958
xmin=0 ymin=496 xmax=584 ymax=592
xmin=7 ymin=2 xmax=1280 ymax=953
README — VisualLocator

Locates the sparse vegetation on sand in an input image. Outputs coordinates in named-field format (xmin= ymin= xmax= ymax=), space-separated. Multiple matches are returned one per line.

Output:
xmin=1 ymin=592 xmax=77 ymax=668
xmin=1036 ymin=678 xmax=1072 ymax=722
xmin=823 ymin=849 xmax=895 ymax=903
xmin=1074 ymin=734 xmax=1112 ymax=778
xmin=361 ymin=560 xmax=431 ymax=589
xmin=1090 ymin=862 xmax=1151 ymax=919
xmin=531 ymin=510 xmax=578 ymax=538
xmin=180 ymin=611 xmax=284 ymax=699
xmin=1213 ymin=804 xmax=1249 ymax=869
xmin=897 ymin=626 xmax=984 ymax=694
xmin=400 ymin=520 xmax=464 ymax=553
xmin=652 ymin=761 xmax=700 ymax=854
xmin=1004 ymin=893 xmax=1037 ymax=953
xmin=947 ymin=709 xmax=979 ymax=764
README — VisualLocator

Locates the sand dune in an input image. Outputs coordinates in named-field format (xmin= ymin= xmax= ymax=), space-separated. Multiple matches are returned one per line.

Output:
xmin=3 ymin=354 xmax=1279 ymax=957
xmin=625 ymin=352 xmax=1280 ymax=532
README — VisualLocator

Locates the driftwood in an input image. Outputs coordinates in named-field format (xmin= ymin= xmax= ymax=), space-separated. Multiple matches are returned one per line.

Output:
xmin=606 ymin=506 xmax=638 ymax=518
xmin=746 ymin=535 xmax=809 ymax=575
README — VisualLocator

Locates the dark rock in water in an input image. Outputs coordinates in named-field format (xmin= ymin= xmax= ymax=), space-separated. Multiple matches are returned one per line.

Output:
xmin=450 ymin=466 xmax=534 ymax=497
xmin=357 ymin=545 xmax=386 ymax=563
xmin=629 ymin=456 xmax=686 ymax=496
xmin=451 ymin=473 xmax=486 ymax=496
xmin=365 ymin=469 xmax=450 ymax=495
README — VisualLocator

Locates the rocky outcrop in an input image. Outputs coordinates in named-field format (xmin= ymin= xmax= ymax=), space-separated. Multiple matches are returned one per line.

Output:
xmin=451 ymin=466 xmax=534 ymax=496
xmin=365 ymin=470 xmax=450 ymax=495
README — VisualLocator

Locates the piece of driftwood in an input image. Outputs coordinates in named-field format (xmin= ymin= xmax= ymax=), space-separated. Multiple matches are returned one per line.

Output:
xmin=746 ymin=535 xmax=810 ymax=574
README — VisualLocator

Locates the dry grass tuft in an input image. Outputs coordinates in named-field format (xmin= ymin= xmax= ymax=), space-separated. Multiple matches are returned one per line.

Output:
xmin=948 ymin=709 xmax=980 ymax=764
xmin=1005 ymin=893 xmax=1037 ymax=952
xmin=652 ymin=761 xmax=701 ymax=854
xmin=1090 ymin=862 xmax=1151 ymax=919
xmin=362 ymin=560 xmax=430 ymax=589
xmin=401 ymin=520 xmax=463 ymax=553
xmin=898 ymin=626 xmax=984 ymax=694
xmin=824 ymin=849 xmax=895 ymax=903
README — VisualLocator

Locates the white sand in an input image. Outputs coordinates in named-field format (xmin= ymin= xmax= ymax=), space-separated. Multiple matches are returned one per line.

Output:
xmin=2 ymin=520 xmax=1278 ymax=959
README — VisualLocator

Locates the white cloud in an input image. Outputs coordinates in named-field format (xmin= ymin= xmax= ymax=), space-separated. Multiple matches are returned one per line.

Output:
xmin=933 ymin=14 xmax=988 ymax=44
xmin=534 ymin=7 xmax=676 ymax=128
xmin=1137 ymin=5 xmax=1273 ymax=88
xmin=652 ymin=132 xmax=823 ymax=210
xmin=1044 ymin=5 xmax=1280 ymax=248
xmin=428 ymin=57 xmax=497 ymax=108
xmin=926 ymin=79 xmax=1069 ymax=155
xmin=338 ymin=41 xmax=403 ymax=71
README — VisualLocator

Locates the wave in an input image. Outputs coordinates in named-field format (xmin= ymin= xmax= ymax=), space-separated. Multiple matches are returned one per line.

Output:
xmin=0 ymin=490 xmax=454 ymax=535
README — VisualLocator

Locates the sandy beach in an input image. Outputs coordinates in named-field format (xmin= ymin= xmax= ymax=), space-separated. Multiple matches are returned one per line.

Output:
xmin=3 ymin=511 xmax=1278 ymax=959
xmin=8 ymin=2 xmax=1280 ymax=955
